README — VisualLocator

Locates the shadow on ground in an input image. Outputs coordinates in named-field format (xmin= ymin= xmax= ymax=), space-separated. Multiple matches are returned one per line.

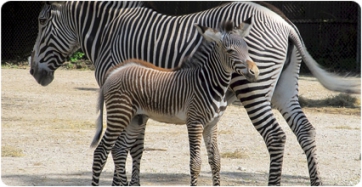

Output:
xmin=2 ymin=170 xmax=310 ymax=186
xmin=74 ymin=87 xmax=98 ymax=92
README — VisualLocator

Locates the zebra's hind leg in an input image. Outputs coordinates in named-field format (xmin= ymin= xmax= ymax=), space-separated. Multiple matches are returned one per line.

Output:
xmin=271 ymin=49 xmax=321 ymax=185
xmin=112 ymin=132 xmax=129 ymax=186
xmin=203 ymin=120 xmax=221 ymax=186
xmin=246 ymin=104 xmax=286 ymax=185
xmin=129 ymin=116 xmax=148 ymax=186
xmin=112 ymin=115 xmax=146 ymax=186
xmin=274 ymin=98 xmax=321 ymax=185
xmin=187 ymin=123 xmax=204 ymax=186
xmin=235 ymin=91 xmax=286 ymax=185
xmin=92 ymin=95 xmax=135 ymax=186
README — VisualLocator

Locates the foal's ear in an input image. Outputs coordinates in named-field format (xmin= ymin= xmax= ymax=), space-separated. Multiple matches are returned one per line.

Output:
xmin=235 ymin=17 xmax=253 ymax=37
xmin=194 ymin=23 xmax=222 ymax=42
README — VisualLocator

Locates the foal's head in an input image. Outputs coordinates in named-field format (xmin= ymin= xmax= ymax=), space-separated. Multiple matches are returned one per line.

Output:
xmin=195 ymin=18 xmax=259 ymax=82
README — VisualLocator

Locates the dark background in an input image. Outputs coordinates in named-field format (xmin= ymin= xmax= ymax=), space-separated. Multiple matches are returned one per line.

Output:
xmin=1 ymin=1 xmax=360 ymax=74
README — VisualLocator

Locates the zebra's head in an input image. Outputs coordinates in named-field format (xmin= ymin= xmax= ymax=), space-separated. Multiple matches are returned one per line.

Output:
xmin=29 ymin=2 xmax=78 ymax=86
xmin=195 ymin=18 xmax=259 ymax=82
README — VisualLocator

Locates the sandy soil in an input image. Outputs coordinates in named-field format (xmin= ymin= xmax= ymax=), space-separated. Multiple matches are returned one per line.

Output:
xmin=1 ymin=68 xmax=361 ymax=186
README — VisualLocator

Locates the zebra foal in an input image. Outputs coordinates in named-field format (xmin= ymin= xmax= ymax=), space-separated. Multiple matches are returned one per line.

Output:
xmin=91 ymin=21 xmax=258 ymax=186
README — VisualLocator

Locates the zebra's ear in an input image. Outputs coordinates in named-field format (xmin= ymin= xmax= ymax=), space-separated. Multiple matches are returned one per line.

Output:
xmin=194 ymin=23 xmax=222 ymax=42
xmin=44 ymin=1 xmax=64 ymax=8
xmin=235 ymin=17 xmax=253 ymax=38
xmin=44 ymin=1 xmax=64 ymax=5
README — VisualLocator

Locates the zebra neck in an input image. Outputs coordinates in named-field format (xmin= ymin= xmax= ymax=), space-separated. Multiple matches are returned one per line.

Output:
xmin=196 ymin=52 xmax=231 ymax=103
xmin=67 ymin=1 xmax=143 ymax=63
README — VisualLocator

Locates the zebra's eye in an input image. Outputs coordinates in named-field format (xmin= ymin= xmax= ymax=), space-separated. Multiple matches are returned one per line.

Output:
xmin=226 ymin=49 xmax=234 ymax=53
xmin=39 ymin=18 xmax=47 ymax=25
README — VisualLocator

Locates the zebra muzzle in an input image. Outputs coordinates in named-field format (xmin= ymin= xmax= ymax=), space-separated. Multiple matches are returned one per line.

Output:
xmin=246 ymin=60 xmax=259 ymax=82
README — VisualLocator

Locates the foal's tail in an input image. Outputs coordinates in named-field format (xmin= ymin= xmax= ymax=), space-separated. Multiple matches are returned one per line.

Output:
xmin=90 ymin=88 xmax=104 ymax=148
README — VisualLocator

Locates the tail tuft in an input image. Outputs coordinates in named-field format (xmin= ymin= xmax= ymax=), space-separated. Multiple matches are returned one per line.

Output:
xmin=302 ymin=49 xmax=360 ymax=94
xmin=290 ymin=29 xmax=360 ymax=94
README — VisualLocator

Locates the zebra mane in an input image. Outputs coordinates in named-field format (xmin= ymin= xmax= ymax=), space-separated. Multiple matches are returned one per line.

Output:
xmin=221 ymin=21 xmax=234 ymax=32
xmin=45 ymin=1 xmax=64 ymax=11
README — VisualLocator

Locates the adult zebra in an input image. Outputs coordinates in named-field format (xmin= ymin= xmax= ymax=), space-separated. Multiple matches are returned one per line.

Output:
xmin=29 ymin=1 xmax=359 ymax=186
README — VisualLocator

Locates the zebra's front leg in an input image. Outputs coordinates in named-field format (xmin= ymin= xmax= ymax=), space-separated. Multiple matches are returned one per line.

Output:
xmin=187 ymin=123 xmax=204 ymax=186
xmin=203 ymin=121 xmax=221 ymax=186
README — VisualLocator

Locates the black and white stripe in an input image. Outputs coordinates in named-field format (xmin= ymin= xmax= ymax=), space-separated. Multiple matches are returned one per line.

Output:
xmin=91 ymin=22 xmax=257 ymax=186
xmin=29 ymin=1 xmax=360 ymax=186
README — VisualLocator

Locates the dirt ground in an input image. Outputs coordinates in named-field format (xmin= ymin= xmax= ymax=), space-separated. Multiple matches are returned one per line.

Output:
xmin=1 ymin=68 xmax=361 ymax=186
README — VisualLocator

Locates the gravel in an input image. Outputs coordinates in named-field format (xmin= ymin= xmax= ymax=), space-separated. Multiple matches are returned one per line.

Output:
xmin=1 ymin=68 xmax=360 ymax=186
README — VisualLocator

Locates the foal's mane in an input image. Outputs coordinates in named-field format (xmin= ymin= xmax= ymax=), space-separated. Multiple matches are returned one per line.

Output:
xmin=104 ymin=59 xmax=176 ymax=84
xmin=108 ymin=59 xmax=174 ymax=74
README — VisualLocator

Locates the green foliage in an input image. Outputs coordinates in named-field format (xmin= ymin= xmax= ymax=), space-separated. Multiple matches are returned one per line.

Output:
xmin=69 ymin=51 xmax=85 ymax=62
xmin=63 ymin=50 xmax=94 ymax=70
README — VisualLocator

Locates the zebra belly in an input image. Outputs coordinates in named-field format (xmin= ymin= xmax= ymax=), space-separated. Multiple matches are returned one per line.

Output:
xmin=136 ymin=109 xmax=187 ymax=124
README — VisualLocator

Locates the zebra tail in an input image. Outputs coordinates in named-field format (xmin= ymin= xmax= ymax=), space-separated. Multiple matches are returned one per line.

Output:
xmin=289 ymin=27 xmax=360 ymax=94
xmin=90 ymin=88 xmax=104 ymax=148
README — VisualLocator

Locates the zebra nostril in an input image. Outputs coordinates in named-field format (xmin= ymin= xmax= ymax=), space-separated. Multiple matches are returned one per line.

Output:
xmin=249 ymin=69 xmax=255 ymax=75
xmin=30 ymin=69 xmax=34 ymax=75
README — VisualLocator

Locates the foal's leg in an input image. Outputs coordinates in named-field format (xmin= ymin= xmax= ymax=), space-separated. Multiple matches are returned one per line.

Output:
xmin=203 ymin=121 xmax=221 ymax=186
xmin=201 ymin=90 xmax=234 ymax=186
xmin=92 ymin=95 xmax=135 ymax=186
xmin=187 ymin=123 xmax=204 ymax=186
xmin=111 ymin=115 xmax=147 ymax=186
xmin=129 ymin=116 xmax=148 ymax=186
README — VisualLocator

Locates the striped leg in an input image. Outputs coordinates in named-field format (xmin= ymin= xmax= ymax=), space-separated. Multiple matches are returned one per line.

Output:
xmin=92 ymin=95 xmax=135 ymax=186
xmin=231 ymin=81 xmax=286 ymax=185
xmin=271 ymin=48 xmax=321 ymax=185
xmin=187 ymin=123 xmax=204 ymax=186
xmin=245 ymin=102 xmax=286 ymax=185
xmin=203 ymin=123 xmax=221 ymax=186
xmin=274 ymin=98 xmax=321 ymax=185
xmin=112 ymin=115 xmax=146 ymax=186
xmin=111 ymin=130 xmax=130 ymax=186
xmin=129 ymin=117 xmax=147 ymax=186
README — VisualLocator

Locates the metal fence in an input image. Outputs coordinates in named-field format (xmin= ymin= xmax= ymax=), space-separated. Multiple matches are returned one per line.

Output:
xmin=1 ymin=1 xmax=43 ymax=61
xmin=1 ymin=1 xmax=360 ymax=73
xmin=269 ymin=1 xmax=360 ymax=73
